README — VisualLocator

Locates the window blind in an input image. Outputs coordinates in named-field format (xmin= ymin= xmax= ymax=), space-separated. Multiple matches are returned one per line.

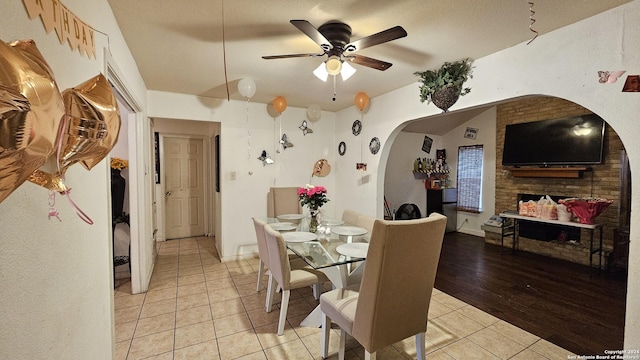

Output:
xmin=456 ymin=145 xmax=483 ymax=213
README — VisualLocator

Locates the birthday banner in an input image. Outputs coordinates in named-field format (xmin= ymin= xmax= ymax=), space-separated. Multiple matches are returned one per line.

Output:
xmin=23 ymin=0 xmax=96 ymax=58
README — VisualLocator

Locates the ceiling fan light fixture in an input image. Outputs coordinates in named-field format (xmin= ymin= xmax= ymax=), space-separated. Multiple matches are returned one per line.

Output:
xmin=340 ymin=61 xmax=357 ymax=80
xmin=313 ymin=63 xmax=329 ymax=81
xmin=325 ymin=56 xmax=342 ymax=76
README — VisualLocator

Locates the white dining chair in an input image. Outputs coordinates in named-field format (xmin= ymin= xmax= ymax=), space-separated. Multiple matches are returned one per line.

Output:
xmin=264 ymin=224 xmax=329 ymax=335
xmin=320 ymin=213 xmax=447 ymax=360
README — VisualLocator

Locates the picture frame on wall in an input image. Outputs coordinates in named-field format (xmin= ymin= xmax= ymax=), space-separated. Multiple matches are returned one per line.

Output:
xmin=464 ymin=127 xmax=479 ymax=139
xmin=422 ymin=135 xmax=433 ymax=153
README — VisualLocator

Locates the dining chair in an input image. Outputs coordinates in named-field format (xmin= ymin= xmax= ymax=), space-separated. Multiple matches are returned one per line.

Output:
xmin=252 ymin=218 xmax=307 ymax=306
xmin=267 ymin=187 xmax=302 ymax=218
xmin=264 ymin=224 xmax=329 ymax=335
xmin=341 ymin=209 xmax=360 ymax=225
xmin=320 ymin=213 xmax=447 ymax=360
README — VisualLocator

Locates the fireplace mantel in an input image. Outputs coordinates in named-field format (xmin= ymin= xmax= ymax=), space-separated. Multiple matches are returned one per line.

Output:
xmin=506 ymin=166 xmax=590 ymax=179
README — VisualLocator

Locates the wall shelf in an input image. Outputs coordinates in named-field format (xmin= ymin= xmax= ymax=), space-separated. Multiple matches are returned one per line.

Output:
xmin=506 ymin=167 xmax=590 ymax=179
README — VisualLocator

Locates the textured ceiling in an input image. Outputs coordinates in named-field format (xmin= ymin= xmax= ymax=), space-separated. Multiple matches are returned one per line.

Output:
xmin=108 ymin=0 xmax=629 ymax=117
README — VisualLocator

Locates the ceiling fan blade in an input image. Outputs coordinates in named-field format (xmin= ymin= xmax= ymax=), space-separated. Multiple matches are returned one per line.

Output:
xmin=347 ymin=54 xmax=393 ymax=71
xmin=262 ymin=53 xmax=325 ymax=60
xmin=344 ymin=26 xmax=407 ymax=53
xmin=290 ymin=20 xmax=333 ymax=51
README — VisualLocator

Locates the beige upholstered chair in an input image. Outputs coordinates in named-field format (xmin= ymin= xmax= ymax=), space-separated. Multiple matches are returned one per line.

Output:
xmin=264 ymin=225 xmax=329 ymax=335
xmin=341 ymin=209 xmax=360 ymax=225
xmin=252 ymin=218 xmax=306 ymax=301
xmin=320 ymin=213 xmax=447 ymax=360
xmin=267 ymin=187 xmax=302 ymax=218
xmin=355 ymin=214 xmax=376 ymax=234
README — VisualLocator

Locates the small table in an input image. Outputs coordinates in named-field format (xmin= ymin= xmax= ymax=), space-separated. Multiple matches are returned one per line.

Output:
xmin=499 ymin=212 xmax=604 ymax=271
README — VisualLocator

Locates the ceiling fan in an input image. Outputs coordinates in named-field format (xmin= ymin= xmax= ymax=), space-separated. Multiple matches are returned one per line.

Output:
xmin=262 ymin=20 xmax=407 ymax=81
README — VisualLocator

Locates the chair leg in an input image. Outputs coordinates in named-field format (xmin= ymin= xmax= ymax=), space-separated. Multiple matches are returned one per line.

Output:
xmin=321 ymin=313 xmax=331 ymax=359
xmin=416 ymin=332 xmax=426 ymax=360
xmin=277 ymin=289 xmax=290 ymax=336
xmin=312 ymin=283 xmax=320 ymax=300
xmin=266 ymin=273 xmax=276 ymax=312
xmin=256 ymin=259 xmax=264 ymax=292
xmin=339 ymin=329 xmax=346 ymax=360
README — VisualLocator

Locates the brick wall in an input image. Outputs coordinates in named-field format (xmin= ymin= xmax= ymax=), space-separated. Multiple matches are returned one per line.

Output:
xmin=489 ymin=96 xmax=623 ymax=266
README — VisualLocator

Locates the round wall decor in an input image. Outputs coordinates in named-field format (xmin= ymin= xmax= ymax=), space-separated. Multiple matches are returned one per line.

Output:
xmin=352 ymin=120 xmax=362 ymax=136
xmin=369 ymin=137 xmax=381 ymax=154
xmin=338 ymin=141 xmax=346 ymax=156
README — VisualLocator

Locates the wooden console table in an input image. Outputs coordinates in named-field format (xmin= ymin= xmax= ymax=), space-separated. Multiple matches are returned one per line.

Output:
xmin=499 ymin=211 xmax=604 ymax=271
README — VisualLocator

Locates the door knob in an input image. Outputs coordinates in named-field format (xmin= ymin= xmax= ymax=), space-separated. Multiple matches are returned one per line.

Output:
xmin=166 ymin=191 xmax=172 ymax=196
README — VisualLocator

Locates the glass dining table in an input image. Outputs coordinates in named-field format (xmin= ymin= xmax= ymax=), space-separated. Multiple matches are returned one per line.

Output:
xmin=263 ymin=215 xmax=370 ymax=327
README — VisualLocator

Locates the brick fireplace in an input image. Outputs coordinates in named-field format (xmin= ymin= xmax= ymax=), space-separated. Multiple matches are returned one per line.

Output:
xmin=486 ymin=97 xmax=623 ymax=266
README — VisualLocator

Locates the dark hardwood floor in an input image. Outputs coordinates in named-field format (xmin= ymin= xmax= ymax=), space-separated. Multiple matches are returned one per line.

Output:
xmin=434 ymin=232 xmax=627 ymax=356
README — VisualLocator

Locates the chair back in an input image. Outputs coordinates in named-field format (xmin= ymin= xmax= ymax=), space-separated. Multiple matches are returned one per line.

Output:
xmin=263 ymin=225 xmax=291 ymax=290
xmin=341 ymin=209 xmax=360 ymax=225
xmin=356 ymin=214 xmax=376 ymax=234
xmin=267 ymin=187 xmax=302 ymax=218
xmin=252 ymin=217 xmax=269 ymax=267
xmin=352 ymin=213 xmax=447 ymax=353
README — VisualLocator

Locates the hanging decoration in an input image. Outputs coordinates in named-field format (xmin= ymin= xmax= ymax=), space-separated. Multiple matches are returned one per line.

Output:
xmin=27 ymin=73 xmax=121 ymax=224
xmin=299 ymin=120 xmax=313 ymax=135
xmin=0 ymin=39 xmax=65 ymax=204
xmin=273 ymin=96 xmax=287 ymax=114
xmin=306 ymin=104 xmax=321 ymax=122
xmin=354 ymin=92 xmax=370 ymax=171
xmin=258 ymin=150 xmax=274 ymax=166
xmin=526 ymin=2 xmax=539 ymax=45
xmin=597 ymin=71 xmax=626 ymax=84
xmin=23 ymin=0 xmax=96 ymax=58
xmin=238 ymin=78 xmax=256 ymax=170
xmin=312 ymin=159 xmax=331 ymax=177
xmin=280 ymin=134 xmax=294 ymax=149
xmin=237 ymin=78 xmax=256 ymax=98
xmin=354 ymin=92 xmax=370 ymax=112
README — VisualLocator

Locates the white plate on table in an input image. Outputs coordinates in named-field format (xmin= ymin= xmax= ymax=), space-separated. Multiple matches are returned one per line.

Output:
xmin=269 ymin=222 xmax=297 ymax=231
xmin=277 ymin=213 xmax=304 ymax=221
xmin=332 ymin=226 xmax=368 ymax=236
xmin=322 ymin=219 xmax=345 ymax=226
xmin=336 ymin=243 xmax=369 ymax=258
xmin=282 ymin=232 xmax=317 ymax=243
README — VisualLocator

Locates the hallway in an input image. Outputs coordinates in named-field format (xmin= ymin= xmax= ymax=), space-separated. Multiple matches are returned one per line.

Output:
xmin=114 ymin=235 xmax=575 ymax=359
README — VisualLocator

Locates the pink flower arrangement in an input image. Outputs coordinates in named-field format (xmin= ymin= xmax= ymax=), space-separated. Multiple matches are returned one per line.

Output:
xmin=297 ymin=185 xmax=329 ymax=210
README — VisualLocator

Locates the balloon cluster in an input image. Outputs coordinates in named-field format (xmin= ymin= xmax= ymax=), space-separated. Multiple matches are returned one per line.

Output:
xmin=0 ymin=39 xmax=121 ymax=204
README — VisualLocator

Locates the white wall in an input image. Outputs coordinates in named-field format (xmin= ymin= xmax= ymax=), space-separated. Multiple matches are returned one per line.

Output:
xmin=442 ymin=107 xmax=497 ymax=236
xmin=0 ymin=0 xmax=148 ymax=359
xmin=385 ymin=132 xmax=444 ymax=217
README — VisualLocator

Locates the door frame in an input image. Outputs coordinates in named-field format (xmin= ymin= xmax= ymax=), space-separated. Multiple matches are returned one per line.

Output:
xmin=158 ymin=133 xmax=211 ymax=241
xmin=104 ymin=51 xmax=151 ymax=294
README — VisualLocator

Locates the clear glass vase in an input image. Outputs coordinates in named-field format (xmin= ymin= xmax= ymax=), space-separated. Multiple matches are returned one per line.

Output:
xmin=309 ymin=209 xmax=319 ymax=233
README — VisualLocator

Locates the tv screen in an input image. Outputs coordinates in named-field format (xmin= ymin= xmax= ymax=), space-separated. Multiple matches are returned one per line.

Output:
xmin=502 ymin=115 xmax=605 ymax=166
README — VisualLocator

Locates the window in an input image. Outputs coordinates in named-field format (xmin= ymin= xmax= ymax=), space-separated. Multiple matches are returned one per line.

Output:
xmin=456 ymin=145 xmax=483 ymax=213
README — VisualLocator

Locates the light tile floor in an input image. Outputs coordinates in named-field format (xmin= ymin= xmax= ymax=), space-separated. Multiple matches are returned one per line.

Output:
xmin=114 ymin=236 xmax=576 ymax=360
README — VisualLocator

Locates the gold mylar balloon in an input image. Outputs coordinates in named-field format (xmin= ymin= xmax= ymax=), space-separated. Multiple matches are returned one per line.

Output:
xmin=312 ymin=159 xmax=331 ymax=177
xmin=58 ymin=73 xmax=121 ymax=174
xmin=0 ymin=39 xmax=65 ymax=203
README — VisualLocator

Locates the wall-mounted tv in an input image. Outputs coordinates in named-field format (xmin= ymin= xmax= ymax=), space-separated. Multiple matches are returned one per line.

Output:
xmin=502 ymin=114 xmax=605 ymax=167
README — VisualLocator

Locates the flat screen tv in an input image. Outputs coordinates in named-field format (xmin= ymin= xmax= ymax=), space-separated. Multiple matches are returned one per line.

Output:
xmin=502 ymin=114 xmax=605 ymax=167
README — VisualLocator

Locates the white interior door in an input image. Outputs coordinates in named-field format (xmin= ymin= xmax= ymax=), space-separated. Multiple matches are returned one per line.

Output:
xmin=164 ymin=137 xmax=205 ymax=239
